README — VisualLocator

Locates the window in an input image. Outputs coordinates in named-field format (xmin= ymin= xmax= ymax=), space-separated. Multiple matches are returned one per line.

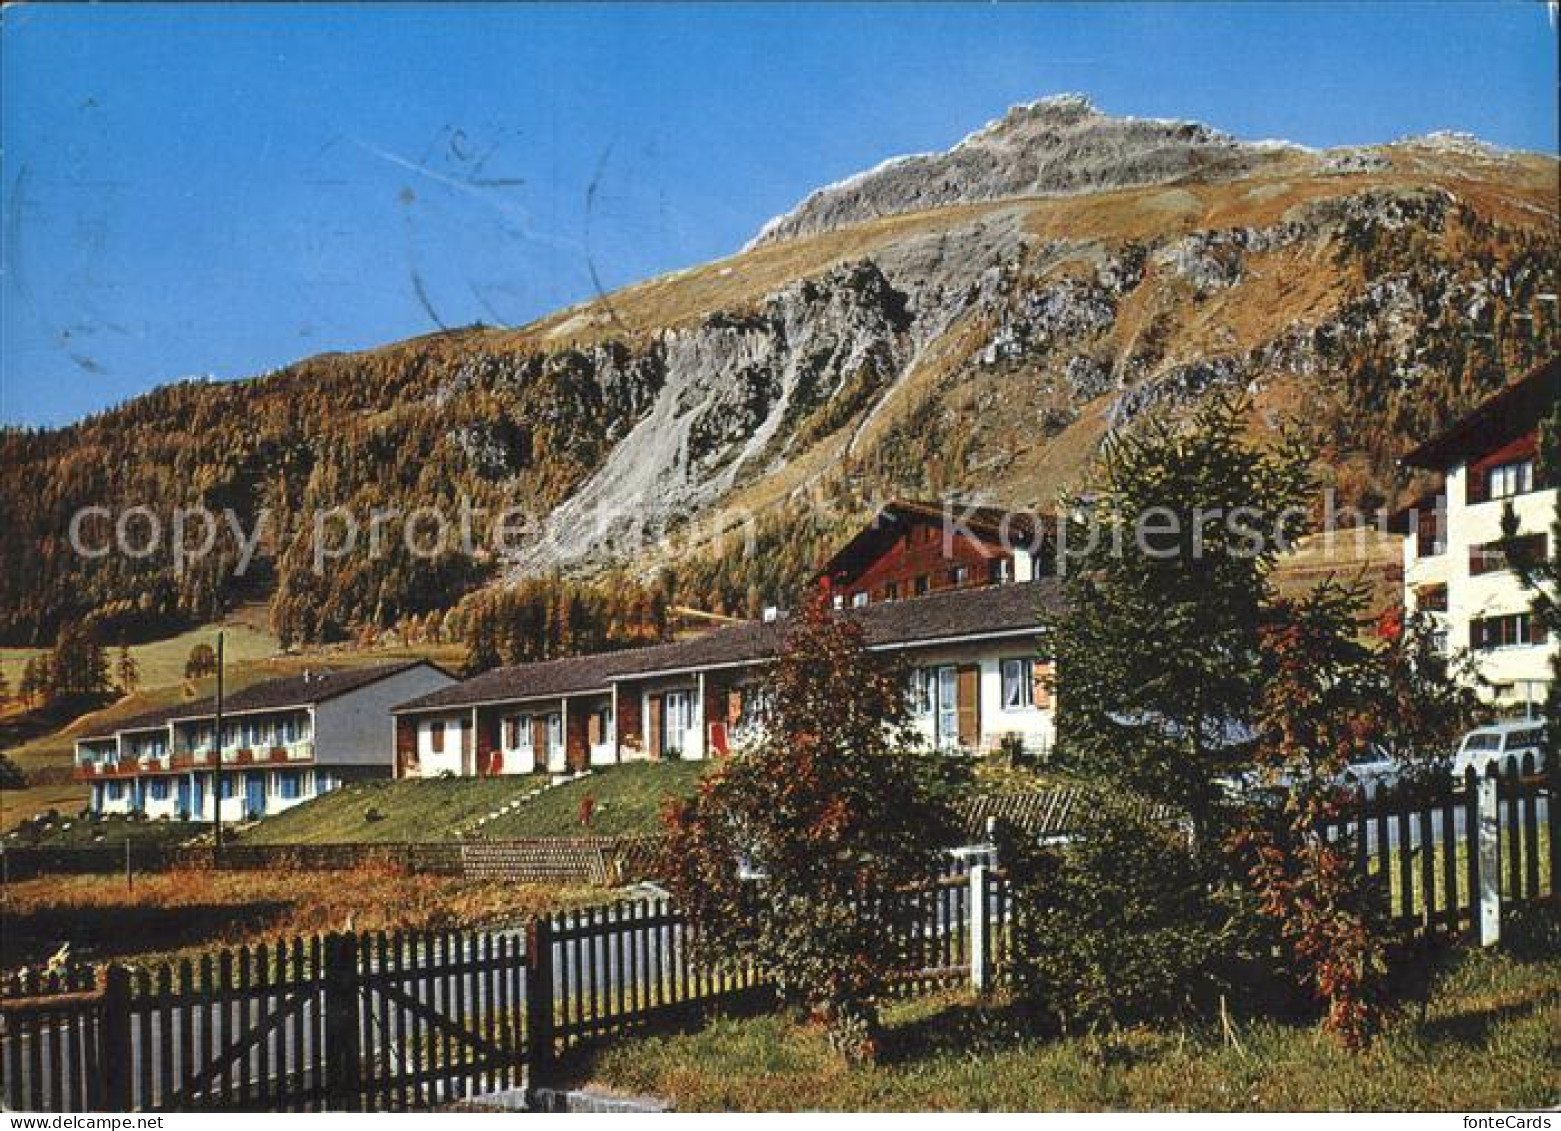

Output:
xmin=503 ymin=716 xmax=519 ymax=748
xmin=914 ymin=574 xmax=930 ymax=596
xmin=851 ymin=591 xmax=869 ymax=608
xmin=547 ymin=712 xmax=563 ymax=751
xmin=1471 ymin=613 xmax=1547 ymax=651
xmin=148 ymin=779 xmax=170 ymax=801
xmin=1415 ymin=501 xmax=1446 ymax=558
xmin=1001 ymin=658 xmax=1035 ymax=710
xmin=277 ymin=771 xmax=301 ymax=800
xmin=948 ymin=566 xmax=969 ymax=586
xmin=907 ymin=668 xmax=936 ymax=716
xmin=664 ymin=691 xmax=694 ymax=735
xmin=1487 ymin=460 xmax=1533 ymax=500
xmin=1507 ymin=727 xmax=1545 ymax=752
xmin=936 ymin=667 xmax=959 ymax=749
xmin=429 ymin=720 xmax=445 ymax=752
xmin=106 ymin=781 xmax=124 ymax=801
xmin=990 ymin=558 xmax=1011 ymax=584
xmin=1415 ymin=583 xmax=1448 ymax=613
xmin=1470 ymin=533 xmax=1547 ymax=576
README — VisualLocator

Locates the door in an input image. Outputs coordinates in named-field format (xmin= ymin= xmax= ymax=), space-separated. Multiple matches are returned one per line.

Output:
xmin=663 ymin=691 xmax=692 ymax=756
xmin=648 ymin=694 xmax=664 ymax=759
xmin=546 ymin=713 xmax=566 ymax=774
xmin=245 ymin=773 xmax=266 ymax=819
xmin=176 ymin=777 xmax=192 ymax=819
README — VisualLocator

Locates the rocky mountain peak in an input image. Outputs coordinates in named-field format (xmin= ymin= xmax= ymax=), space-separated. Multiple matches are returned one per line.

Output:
xmin=749 ymin=94 xmax=1294 ymax=248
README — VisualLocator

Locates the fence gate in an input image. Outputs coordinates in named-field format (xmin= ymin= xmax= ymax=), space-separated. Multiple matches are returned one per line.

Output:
xmin=348 ymin=930 xmax=528 ymax=1110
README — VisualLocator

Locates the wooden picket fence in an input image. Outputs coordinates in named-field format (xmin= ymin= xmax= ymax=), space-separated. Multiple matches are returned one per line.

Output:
xmin=0 ymin=866 xmax=1004 ymax=1113
xmin=3 ymin=760 xmax=1552 ymax=1113
xmin=1321 ymin=758 xmax=1556 ymax=936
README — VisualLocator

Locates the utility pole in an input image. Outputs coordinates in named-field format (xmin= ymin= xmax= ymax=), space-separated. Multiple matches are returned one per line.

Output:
xmin=212 ymin=631 xmax=225 ymax=853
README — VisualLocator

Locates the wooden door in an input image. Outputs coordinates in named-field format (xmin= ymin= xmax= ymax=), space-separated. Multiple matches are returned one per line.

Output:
xmin=647 ymin=694 xmax=664 ymax=760
xmin=956 ymin=665 xmax=980 ymax=749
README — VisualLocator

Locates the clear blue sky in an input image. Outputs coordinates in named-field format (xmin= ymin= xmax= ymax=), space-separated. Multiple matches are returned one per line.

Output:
xmin=2 ymin=2 xmax=1556 ymax=427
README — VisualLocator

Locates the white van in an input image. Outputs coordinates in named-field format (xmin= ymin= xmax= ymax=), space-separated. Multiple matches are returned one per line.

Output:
xmin=1451 ymin=720 xmax=1549 ymax=778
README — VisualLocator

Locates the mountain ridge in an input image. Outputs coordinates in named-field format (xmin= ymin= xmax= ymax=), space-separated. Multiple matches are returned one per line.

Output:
xmin=1 ymin=98 xmax=1557 ymax=643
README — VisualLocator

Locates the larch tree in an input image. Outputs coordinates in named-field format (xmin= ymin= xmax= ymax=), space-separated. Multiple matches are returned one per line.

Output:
xmin=661 ymin=588 xmax=963 ymax=1062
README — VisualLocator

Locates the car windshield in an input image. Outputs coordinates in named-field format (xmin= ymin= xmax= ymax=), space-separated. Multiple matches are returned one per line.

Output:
xmin=1462 ymin=733 xmax=1504 ymax=752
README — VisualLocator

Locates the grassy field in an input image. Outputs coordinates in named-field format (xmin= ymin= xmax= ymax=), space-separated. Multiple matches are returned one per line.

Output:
xmin=0 ymin=865 xmax=600 ymax=971
xmin=565 ymin=925 xmax=1561 ymax=1111
xmin=0 ymin=614 xmax=281 ymax=704
xmin=240 ymin=761 xmax=709 ymax=845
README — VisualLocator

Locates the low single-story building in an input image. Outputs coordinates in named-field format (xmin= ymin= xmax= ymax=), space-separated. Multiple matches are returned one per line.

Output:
xmin=75 ymin=660 xmax=455 ymax=820
xmin=393 ymin=500 xmax=1062 ymax=776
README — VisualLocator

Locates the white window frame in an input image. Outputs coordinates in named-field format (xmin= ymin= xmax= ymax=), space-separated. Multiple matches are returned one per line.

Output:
xmin=935 ymin=666 xmax=959 ymax=749
xmin=1488 ymin=460 xmax=1533 ymax=500
xmin=1001 ymin=657 xmax=1035 ymax=711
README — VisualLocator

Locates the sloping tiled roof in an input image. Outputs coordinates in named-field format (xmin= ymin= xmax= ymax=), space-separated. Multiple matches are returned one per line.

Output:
xmin=818 ymin=497 xmax=1056 ymax=580
xmin=1399 ymin=356 xmax=1559 ymax=471
xmin=395 ymin=580 xmax=1063 ymax=713
xmin=79 ymin=661 xmax=439 ymax=740
xmin=392 ymin=649 xmax=648 ymax=713
xmin=77 ymin=700 xmax=211 ymax=742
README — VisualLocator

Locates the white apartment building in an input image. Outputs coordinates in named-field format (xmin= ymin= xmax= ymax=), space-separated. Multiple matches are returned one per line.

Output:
xmin=1400 ymin=358 xmax=1557 ymax=712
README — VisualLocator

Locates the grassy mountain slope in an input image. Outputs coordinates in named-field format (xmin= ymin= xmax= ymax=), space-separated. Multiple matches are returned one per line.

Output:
xmin=2 ymin=106 xmax=1557 ymax=641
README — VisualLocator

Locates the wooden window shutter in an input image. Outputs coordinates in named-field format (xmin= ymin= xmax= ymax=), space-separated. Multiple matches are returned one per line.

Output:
xmin=587 ymin=711 xmax=602 ymax=747
xmin=1466 ymin=466 xmax=1488 ymax=506
xmin=1032 ymin=661 xmax=1055 ymax=710
xmin=648 ymin=694 xmax=664 ymax=759
xmin=956 ymin=665 xmax=980 ymax=748
xmin=531 ymin=716 xmax=548 ymax=757
xmin=429 ymin=721 xmax=444 ymax=753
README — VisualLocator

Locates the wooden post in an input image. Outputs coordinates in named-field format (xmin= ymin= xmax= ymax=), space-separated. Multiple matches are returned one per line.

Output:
xmin=1477 ymin=772 xmax=1501 ymax=947
xmin=322 ymin=932 xmax=362 ymax=1110
xmin=101 ymin=965 xmax=134 ymax=1110
xmin=212 ymin=631 xmax=225 ymax=854
xmin=525 ymin=917 xmax=556 ymax=1088
xmin=969 ymin=864 xmax=990 ymax=994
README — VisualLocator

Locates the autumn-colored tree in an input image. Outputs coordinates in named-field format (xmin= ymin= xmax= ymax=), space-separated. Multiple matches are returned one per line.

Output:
xmin=1233 ymin=581 xmax=1472 ymax=1049
xmin=45 ymin=623 xmax=110 ymax=702
xmin=661 ymin=589 xmax=963 ymax=1061
xmin=18 ymin=655 xmax=45 ymax=708
xmin=115 ymin=641 xmax=141 ymax=695
xmin=184 ymin=642 xmax=217 ymax=680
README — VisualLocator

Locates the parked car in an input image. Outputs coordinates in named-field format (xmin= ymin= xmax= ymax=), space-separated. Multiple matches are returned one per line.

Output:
xmin=1218 ymin=747 xmax=1405 ymax=801
xmin=1450 ymin=719 xmax=1549 ymax=778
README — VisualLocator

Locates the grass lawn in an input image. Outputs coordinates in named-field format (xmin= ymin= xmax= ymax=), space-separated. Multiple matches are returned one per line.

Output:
xmin=240 ymin=761 xmax=708 ymax=845
xmin=564 ymin=928 xmax=1561 ymax=1111
xmin=479 ymin=761 xmax=708 ymax=838
xmin=0 ymin=865 xmax=601 ymax=971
